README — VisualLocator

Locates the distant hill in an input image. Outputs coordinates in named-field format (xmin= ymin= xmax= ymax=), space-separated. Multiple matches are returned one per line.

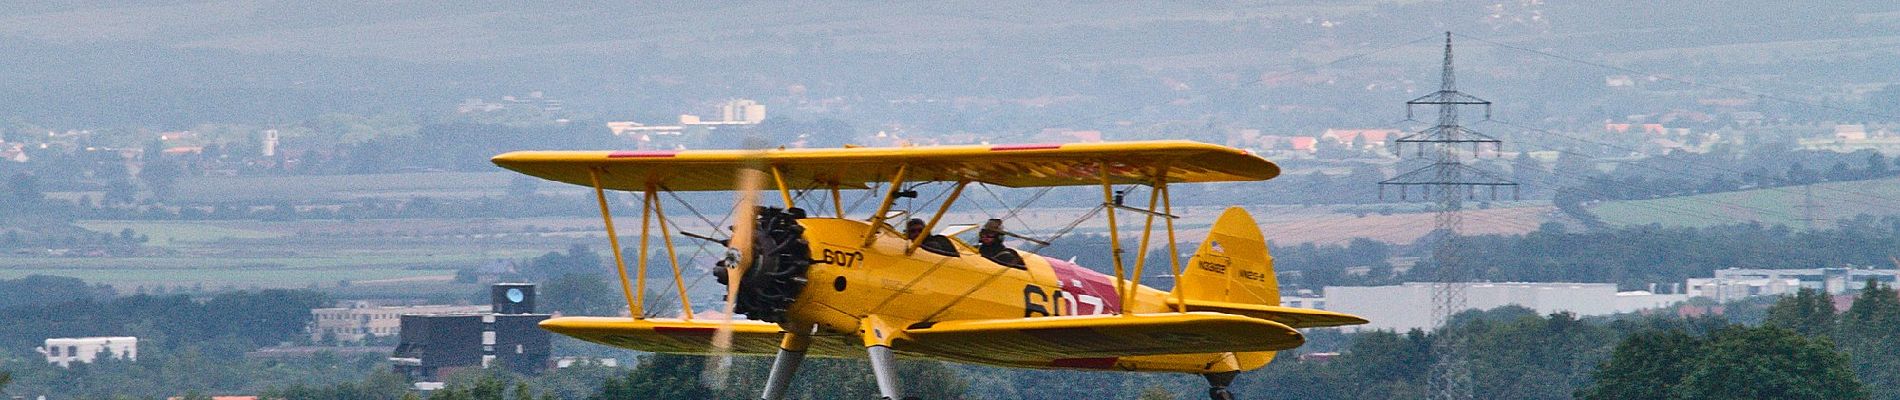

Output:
xmin=2 ymin=1 xmax=1898 ymax=127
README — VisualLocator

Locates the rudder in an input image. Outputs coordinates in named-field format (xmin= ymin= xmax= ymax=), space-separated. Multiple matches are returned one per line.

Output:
xmin=1179 ymin=206 xmax=1278 ymax=306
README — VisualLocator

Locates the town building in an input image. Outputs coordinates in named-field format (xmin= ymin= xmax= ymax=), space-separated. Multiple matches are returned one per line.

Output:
xmin=1323 ymin=282 xmax=1687 ymax=332
xmin=38 ymin=336 xmax=137 ymax=368
xmin=606 ymin=98 xmax=768 ymax=145
xmin=1685 ymin=267 xmax=1900 ymax=302
xmin=721 ymin=98 xmax=766 ymax=124
xmin=309 ymin=303 xmax=487 ymax=343
xmin=391 ymin=283 xmax=551 ymax=381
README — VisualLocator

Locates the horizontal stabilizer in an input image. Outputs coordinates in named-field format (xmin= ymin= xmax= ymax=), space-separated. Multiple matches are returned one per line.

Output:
xmin=1166 ymin=298 xmax=1369 ymax=329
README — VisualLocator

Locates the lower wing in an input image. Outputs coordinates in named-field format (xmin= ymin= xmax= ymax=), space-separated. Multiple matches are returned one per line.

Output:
xmin=538 ymin=317 xmax=858 ymax=357
xmin=895 ymin=312 xmax=1302 ymax=370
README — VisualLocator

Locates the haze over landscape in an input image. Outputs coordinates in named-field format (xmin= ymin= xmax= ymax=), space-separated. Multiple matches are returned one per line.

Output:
xmin=4 ymin=1 xmax=1900 ymax=399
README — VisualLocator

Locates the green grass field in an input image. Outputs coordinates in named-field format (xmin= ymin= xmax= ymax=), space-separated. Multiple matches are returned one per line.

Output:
xmin=9 ymin=216 xmax=612 ymax=290
xmin=1591 ymin=177 xmax=1900 ymax=229
xmin=75 ymin=220 xmax=285 ymax=246
xmin=0 ymin=267 xmax=452 ymax=290
xmin=169 ymin=171 xmax=541 ymax=202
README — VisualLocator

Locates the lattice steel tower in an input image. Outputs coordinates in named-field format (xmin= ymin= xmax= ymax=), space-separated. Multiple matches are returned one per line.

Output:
xmin=1379 ymin=32 xmax=1517 ymax=400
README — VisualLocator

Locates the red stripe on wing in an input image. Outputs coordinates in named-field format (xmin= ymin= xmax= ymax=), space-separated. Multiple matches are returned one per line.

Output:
xmin=607 ymin=151 xmax=680 ymax=158
xmin=653 ymin=326 xmax=717 ymax=336
xmin=1050 ymin=357 xmax=1119 ymax=369
xmin=990 ymin=144 xmax=1063 ymax=151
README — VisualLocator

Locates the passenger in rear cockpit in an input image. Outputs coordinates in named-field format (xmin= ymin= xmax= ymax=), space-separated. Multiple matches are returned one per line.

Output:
xmin=978 ymin=219 xmax=1025 ymax=268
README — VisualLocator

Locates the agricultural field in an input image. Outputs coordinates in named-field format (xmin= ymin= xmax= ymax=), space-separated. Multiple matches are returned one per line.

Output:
xmin=1590 ymin=177 xmax=1900 ymax=229
xmin=168 ymin=171 xmax=584 ymax=203
xmin=6 ymin=217 xmax=623 ymax=291
xmin=10 ymin=167 xmax=1577 ymax=294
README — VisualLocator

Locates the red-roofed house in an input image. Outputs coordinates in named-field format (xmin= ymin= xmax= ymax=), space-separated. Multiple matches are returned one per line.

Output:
xmin=1605 ymin=123 xmax=1632 ymax=133
xmin=163 ymin=146 xmax=204 ymax=155
xmin=1289 ymin=137 xmax=1319 ymax=153
xmin=1320 ymin=129 xmax=1400 ymax=149
xmin=1 ymin=143 xmax=24 ymax=163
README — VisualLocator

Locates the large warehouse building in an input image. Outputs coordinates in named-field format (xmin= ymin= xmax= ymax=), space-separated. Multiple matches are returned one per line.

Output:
xmin=1320 ymin=282 xmax=1685 ymax=332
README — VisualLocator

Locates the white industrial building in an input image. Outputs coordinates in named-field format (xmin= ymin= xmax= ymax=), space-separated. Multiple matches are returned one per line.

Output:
xmin=1321 ymin=282 xmax=1687 ymax=332
xmin=606 ymin=98 xmax=768 ymax=138
xmin=37 ymin=337 xmax=137 ymax=368
xmin=310 ymin=302 xmax=488 ymax=342
xmin=1686 ymin=268 xmax=1900 ymax=302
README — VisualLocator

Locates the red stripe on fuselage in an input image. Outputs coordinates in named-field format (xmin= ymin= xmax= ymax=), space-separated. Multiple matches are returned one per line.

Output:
xmin=1041 ymin=256 xmax=1123 ymax=315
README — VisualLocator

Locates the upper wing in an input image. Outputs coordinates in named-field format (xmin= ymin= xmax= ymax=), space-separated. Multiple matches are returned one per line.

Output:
xmin=537 ymin=317 xmax=858 ymax=357
xmin=1168 ymin=299 xmax=1371 ymax=329
xmin=894 ymin=312 xmax=1303 ymax=366
xmin=491 ymin=140 xmax=1278 ymax=191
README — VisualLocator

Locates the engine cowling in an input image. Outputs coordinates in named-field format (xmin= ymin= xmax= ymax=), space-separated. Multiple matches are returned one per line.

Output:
xmin=714 ymin=206 xmax=812 ymax=323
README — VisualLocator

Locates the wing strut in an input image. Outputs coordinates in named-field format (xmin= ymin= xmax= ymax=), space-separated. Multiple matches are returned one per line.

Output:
xmin=770 ymin=165 xmax=796 ymax=209
xmin=589 ymin=168 xmax=643 ymax=318
xmin=1097 ymin=162 xmax=1130 ymax=316
xmin=1127 ymin=175 xmax=1164 ymax=310
xmin=907 ymin=180 xmax=969 ymax=255
xmin=1161 ymin=181 xmax=1186 ymax=313
xmin=829 ymin=183 xmax=845 ymax=218
xmin=648 ymin=187 xmax=695 ymax=320
xmin=862 ymin=164 xmax=910 ymax=247
xmin=635 ymin=184 xmax=657 ymax=318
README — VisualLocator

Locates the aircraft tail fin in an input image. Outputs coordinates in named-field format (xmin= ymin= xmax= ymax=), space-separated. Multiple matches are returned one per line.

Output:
xmin=1178 ymin=206 xmax=1278 ymax=306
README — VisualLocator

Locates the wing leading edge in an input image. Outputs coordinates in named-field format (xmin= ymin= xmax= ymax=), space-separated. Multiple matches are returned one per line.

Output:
xmin=491 ymin=140 xmax=1278 ymax=191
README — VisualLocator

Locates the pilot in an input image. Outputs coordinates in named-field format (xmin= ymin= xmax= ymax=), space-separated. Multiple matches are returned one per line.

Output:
xmin=906 ymin=218 xmax=958 ymax=256
xmin=903 ymin=218 xmax=927 ymax=240
xmin=977 ymin=219 xmax=1025 ymax=268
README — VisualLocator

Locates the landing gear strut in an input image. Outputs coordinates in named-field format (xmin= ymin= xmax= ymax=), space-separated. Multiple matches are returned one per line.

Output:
xmin=759 ymin=332 xmax=808 ymax=400
xmin=1205 ymin=371 xmax=1238 ymax=400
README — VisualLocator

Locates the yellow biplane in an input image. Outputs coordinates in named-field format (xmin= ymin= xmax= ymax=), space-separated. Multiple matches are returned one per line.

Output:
xmin=491 ymin=140 xmax=1367 ymax=400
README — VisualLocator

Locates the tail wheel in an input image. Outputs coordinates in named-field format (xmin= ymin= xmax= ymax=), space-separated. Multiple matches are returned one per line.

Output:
xmin=716 ymin=207 xmax=811 ymax=323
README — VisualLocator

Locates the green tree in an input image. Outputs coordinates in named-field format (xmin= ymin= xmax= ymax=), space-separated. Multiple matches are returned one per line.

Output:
xmin=1577 ymin=329 xmax=1703 ymax=400
xmin=541 ymin=273 xmax=620 ymax=316
xmin=138 ymin=159 xmax=185 ymax=199
xmin=526 ymin=244 xmax=604 ymax=280
xmin=592 ymin=354 xmax=714 ymax=400
xmin=1837 ymin=279 xmax=1900 ymax=399
xmin=1137 ymin=385 xmax=1172 ymax=400
xmin=1677 ymin=326 xmax=1866 ymax=400
xmin=1332 ymin=329 xmax=1430 ymax=399
xmin=427 ymin=370 xmax=511 ymax=400
xmin=7 ymin=172 xmax=42 ymax=206
xmin=1764 ymin=288 xmax=1837 ymax=336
